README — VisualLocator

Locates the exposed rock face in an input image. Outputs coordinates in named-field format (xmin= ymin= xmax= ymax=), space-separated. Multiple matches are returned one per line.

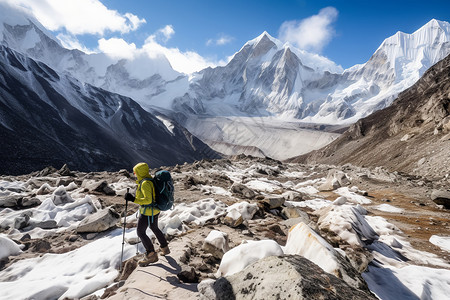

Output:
xmin=76 ymin=207 xmax=120 ymax=233
xmin=293 ymin=53 xmax=450 ymax=179
xmin=199 ymin=255 xmax=377 ymax=300
xmin=431 ymin=190 xmax=450 ymax=208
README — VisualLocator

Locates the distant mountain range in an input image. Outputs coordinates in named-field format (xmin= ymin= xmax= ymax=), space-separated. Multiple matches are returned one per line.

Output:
xmin=291 ymin=52 xmax=450 ymax=179
xmin=3 ymin=2 xmax=449 ymax=125
xmin=174 ymin=19 xmax=450 ymax=124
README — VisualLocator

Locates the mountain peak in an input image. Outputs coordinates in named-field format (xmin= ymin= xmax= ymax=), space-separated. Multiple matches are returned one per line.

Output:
xmin=247 ymin=31 xmax=282 ymax=48
xmin=412 ymin=18 xmax=450 ymax=37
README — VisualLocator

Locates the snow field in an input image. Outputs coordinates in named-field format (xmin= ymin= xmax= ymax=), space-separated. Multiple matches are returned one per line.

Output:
xmin=1 ymin=165 xmax=449 ymax=300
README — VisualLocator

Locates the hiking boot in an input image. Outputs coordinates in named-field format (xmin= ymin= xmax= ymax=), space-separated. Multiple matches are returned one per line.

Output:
xmin=160 ymin=246 xmax=170 ymax=256
xmin=138 ymin=251 xmax=158 ymax=266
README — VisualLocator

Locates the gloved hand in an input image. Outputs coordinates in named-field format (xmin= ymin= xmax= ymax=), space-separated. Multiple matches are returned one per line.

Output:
xmin=124 ymin=193 xmax=135 ymax=202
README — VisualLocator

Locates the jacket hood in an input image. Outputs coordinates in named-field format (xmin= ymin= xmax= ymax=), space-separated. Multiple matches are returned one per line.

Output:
xmin=133 ymin=162 xmax=151 ymax=181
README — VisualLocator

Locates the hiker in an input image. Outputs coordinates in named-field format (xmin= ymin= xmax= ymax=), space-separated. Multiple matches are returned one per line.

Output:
xmin=124 ymin=162 xmax=170 ymax=265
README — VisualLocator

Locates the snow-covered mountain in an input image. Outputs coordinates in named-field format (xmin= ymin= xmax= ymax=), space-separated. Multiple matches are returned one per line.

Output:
xmin=0 ymin=44 xmax=218 ymax=175
xmin=172 ymin=32 xmax=342 ymax=118
xmin=174 ymin=20 xmax=450 ymax=124
xmin=0 ymin=2 xmax=183 ymax=112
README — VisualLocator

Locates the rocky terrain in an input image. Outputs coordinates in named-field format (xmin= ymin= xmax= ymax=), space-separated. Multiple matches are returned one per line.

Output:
xmin=292 ymin=53 xmax=450 ymax=180
xmin=0 ymin=156 xmax=449 ymax=299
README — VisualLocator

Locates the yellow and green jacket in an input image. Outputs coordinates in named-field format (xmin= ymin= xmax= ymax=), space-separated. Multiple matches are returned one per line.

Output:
xmin=133 ymin=162 xmax=160 ymax=216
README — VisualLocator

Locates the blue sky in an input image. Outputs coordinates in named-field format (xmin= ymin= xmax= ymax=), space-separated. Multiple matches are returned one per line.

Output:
xmin=9 ymin=0 xmax=450 ymax=73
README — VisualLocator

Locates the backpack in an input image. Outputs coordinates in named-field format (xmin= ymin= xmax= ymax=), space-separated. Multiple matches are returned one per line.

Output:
xmin=139 ymin=170 xmax=174 ymax=214
xmin=150 ymin=170 xmax=174 ymax=211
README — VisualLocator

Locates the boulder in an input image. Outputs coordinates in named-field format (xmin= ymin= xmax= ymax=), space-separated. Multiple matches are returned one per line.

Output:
xmin=262 ymin=196 xmax=285 ymax=209
xmin=199 ymin=255 xmax=376 ymax=300
xmin=36 ymin=183 xmax=52 ymax=195
xmin=14 ymin=211 xmax=32 ymax=230
xmin=226 ymin=202 xmax=259 ymax=221
xmin=77 ymin=207 xmax=120 ymax=233
xmin=0 ymin=195 xmax=21 ymax=208
xmin=52 ymin=186 xmax=74 ymax=205
xmin=230 ymin=183 xmax=256 ymax=199
xmin=36 ymin=166 xmax=57 ymax=177
xmin=82 ymin=180 xmax=116 ymax=195
xmin=177 ymin=266 xmax=200 ymax=283
xmin=19 ymin=197 xmax=41 ymax=208
xmin=56 ymin=177 xmax=74 ymax=187
xmin=223 ymin=209 xmax=243 ymax=228
xmin=318 ymin=169 xmax=350 ymax=191
xmin=58 ymin=164 xmax=74 ymax=176
xmin=203 ymin=230 xmax=230 ymax=259
xmin=431 ymin=190 xmax=450 ymax=209
xmin=35 ymin=220 xmax=58 ymax=229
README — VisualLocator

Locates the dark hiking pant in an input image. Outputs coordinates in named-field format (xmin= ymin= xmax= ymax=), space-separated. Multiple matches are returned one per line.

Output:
xmin=137 ymin=213 xmax=168 ymax=253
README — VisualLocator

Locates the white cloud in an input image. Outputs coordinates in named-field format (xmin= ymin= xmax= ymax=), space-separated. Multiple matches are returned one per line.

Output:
xmin=278 ymin=7 xmax=338 ymax=52
xmin=98 ymin=37 xmax=137 ymax=60
xmin=207 ymin=34 xmax=233 ymax=46
xmin=13 ymin=0 xmax=146 ymax=35
xmin=147 ymin=25 xmax=175 ymax=44
xmin=143 ymin=37 xmax=223 ymax=74
xmin=8 ymin=0 xmax=223 ymax=74
xmin=56 ymin=33 xmax=94 ymax=54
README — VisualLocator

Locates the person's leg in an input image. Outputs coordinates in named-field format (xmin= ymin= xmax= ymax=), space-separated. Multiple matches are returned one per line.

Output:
xmin=149 ymin=214 xmax=168 ymax=248
xmin=137 ymin=214 xmax=155 ymax=253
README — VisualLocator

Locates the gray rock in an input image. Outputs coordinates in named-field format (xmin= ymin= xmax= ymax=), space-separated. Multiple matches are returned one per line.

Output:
xmin=14 ymin=212 xmax=32 ymax=230
xmin=431 ymin=189 xmax=450 ymax=209
xmin=20 ymin=233 xmax=31 ymax=241
xmin=77 ymin=207 xmax=120 ymax=233
xmin=52 ymin=186 xmax=74 ymax=205
xmin=0 ymin=195 xmax=21 ymax=208
xmin=56 ymin=177 xmax=74 ymax=187
xmin=177 ymin=266 xmax=200 ymax=283
xmin=58 ymin=164 xmax=74 ymax=176
xmin=20 ymin=197 xmax=41 ymax=208
xmin=81 ymin=180 xmax=116 ymax=195
xmin=262 ymin=196 xmax=285 ymax=209
xmin=199 ymin=255 xmax=376 ymax=300
xmin=36 ymin=166 xmax=58 ymax=177
xmin=35 ymin=220 xmax=58 ymax=229
xmin=231 ymin=183 xmax=256 ymax=199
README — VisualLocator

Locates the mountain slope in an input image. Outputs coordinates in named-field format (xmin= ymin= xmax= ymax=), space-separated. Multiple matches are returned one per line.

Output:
xmin=290 ymin=53 xmax=450 ymax=179
xmin=0 ymin=45 xmax=219 ymax=175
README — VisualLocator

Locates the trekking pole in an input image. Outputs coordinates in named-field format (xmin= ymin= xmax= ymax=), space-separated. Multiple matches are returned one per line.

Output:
xmin=119 ymin=188 xmax=129 ymax=272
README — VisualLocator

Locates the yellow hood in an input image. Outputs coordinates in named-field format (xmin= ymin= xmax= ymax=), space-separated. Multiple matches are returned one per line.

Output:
xmin=133 ymin=162 xmax=151 ymax=181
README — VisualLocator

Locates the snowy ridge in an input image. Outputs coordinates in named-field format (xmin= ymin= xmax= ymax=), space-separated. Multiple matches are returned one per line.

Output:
xmin=174 ymin=19 xmax=450 ymax=125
